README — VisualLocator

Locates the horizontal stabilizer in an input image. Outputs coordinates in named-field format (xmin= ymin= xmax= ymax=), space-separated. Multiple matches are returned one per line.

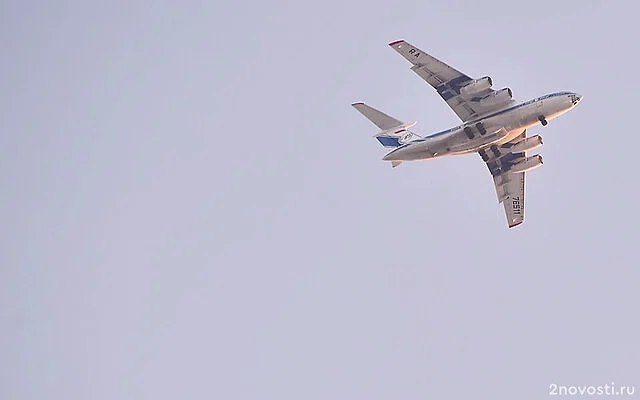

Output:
xmin=391 ymin=161 xmax=403 ymax=168
xmin=352 ymin=102 xmax=403 ymax=131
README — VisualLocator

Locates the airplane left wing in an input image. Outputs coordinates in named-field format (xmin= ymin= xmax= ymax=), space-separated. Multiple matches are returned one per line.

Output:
xmin=389 ymin=40 xmax=515 ymax=122
xmin=479 ymin=131 xmax=532 ymax=228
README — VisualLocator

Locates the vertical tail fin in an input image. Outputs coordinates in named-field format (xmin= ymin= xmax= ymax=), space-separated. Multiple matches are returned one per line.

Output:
xmin=351 ymin=102 xmax=420 ymax=148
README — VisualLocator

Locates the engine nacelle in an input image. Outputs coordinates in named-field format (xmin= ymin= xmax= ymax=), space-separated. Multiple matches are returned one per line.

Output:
xmin=510 ymin=135 xmax=543 ymax=154
xmin=480 ymin=88 xmax=513 ymax=107
xmin=510 ymin=154 xmax=543 ymax=174
xmin=460 ymin=76 xmax=493 ymax=96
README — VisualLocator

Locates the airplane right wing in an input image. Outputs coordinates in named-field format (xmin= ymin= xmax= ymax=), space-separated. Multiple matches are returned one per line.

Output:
xmin=479 ymin=131 xmax=543 ymax=228
xmin=495 ymin=169 xmax=526 ymax=228
xmin=389 ymin=40 xmax=515 ymax=122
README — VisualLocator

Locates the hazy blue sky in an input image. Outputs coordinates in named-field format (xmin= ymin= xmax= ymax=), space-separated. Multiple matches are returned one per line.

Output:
xmin=1 ymin=1 xmax=638 ymax=399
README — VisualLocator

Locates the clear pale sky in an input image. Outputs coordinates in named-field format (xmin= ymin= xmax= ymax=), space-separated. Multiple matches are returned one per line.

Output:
xmin=1 ymin=1 xmax=638 ymax=399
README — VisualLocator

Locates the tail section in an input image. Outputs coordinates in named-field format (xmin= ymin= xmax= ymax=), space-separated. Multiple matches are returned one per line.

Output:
xmin=351 ymin=102 xmax=421 ymax=148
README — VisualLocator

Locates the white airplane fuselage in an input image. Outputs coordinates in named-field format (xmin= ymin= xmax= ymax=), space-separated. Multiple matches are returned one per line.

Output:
xmin=383 ymin=91 xmax=582 ymax=162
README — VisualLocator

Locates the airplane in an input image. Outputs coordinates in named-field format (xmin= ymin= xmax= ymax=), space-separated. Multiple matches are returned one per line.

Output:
xmin=352 ymin=39 xmax=582 ymax=228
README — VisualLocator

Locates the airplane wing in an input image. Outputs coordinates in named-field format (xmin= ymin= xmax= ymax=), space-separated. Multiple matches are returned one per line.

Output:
xmin=389 ymin=40 xmax=514 ymax=122
xmin=479 ymin=131 xmax=528 ymax=228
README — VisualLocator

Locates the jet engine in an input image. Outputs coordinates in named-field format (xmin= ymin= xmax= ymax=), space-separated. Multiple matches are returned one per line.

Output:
xmin=510 ymin=135 xmax=543 ymax=154
xmin=480 ymin=88 xmax=513 ymax=107
xmin=510 ymin=154 xmax=543 ymax=174
xmin=460 ymin=76 xmax=493 ymax=96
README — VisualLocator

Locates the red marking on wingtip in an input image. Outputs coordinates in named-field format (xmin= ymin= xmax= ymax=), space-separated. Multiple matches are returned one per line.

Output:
xmin=509 ymin=221 xmax=524 ymax=228
xmin=388 ymin=40 xmax=404 ymax=46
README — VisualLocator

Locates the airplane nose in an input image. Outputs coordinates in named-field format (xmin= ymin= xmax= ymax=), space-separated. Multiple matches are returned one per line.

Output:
xmin=569 ymin=93 xmax=582 ymax=106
